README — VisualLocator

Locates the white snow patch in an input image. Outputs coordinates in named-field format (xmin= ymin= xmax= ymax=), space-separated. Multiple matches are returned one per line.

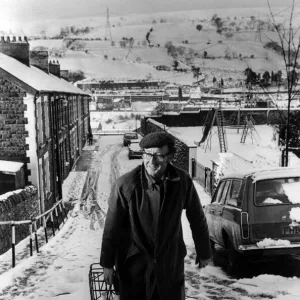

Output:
xmin=257 ymin=238 xmax=291 ymax=248
xmin=290 ymin=207 xmax=300 ymax=222
xmin=283 ymin=182 xmax=300 ymax=204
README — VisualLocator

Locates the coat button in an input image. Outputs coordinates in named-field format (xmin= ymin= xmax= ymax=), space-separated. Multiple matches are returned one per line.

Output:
xmin=153 ymin=259 xmax=157 ymax=264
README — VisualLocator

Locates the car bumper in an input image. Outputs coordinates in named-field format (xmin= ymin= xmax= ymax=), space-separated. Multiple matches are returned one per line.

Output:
xmin=238 ymin=243 xmax=300 ymax=256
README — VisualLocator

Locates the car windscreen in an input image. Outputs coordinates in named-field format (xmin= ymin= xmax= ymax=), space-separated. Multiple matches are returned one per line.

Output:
xmin=255 ymin=177 xmax=300 ymax=206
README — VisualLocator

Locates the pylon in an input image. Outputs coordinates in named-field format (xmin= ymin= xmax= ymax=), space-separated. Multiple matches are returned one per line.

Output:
xmin=105 ymin=8 xmax=113 ymax=41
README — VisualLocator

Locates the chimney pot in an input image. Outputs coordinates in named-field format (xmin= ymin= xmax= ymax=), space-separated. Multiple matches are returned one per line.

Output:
xmin=18 ymin=36 xmax=22 ymax=42
xmin=12 ymin=36 xmax=16 ymax=42
xmin=6 ymin=36 xmax=10 ymax=42
xmin=1 ymin=36 xmax=4 ymax=42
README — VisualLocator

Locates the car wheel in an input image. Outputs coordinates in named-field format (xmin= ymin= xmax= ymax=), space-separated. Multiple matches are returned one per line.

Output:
xmin=227 ymin=239 xmax=242 ymax=274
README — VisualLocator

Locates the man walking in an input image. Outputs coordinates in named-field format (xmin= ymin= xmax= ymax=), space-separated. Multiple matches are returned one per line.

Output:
xmin=100 ymin=132 xmax=212 ymax=300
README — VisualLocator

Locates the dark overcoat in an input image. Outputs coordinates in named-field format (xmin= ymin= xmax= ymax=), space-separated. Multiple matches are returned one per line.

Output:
xmin=100 ymin=163 xmax=211 ymax=300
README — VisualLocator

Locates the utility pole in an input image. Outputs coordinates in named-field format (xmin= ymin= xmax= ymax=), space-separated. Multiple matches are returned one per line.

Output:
xmin=105 ymin=8 xmax=113 ymax=41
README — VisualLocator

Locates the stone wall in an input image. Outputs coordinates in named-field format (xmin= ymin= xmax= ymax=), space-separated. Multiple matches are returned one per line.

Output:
xmin=144 ymin=118 xmax=189 ymax=172
xmin=0 ymin=77 xmax=28 ymax=160
xmin=0 ymin=186 xmax=39 ymax=255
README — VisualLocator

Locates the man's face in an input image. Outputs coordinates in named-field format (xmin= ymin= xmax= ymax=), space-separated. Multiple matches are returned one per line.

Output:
xmin=143 ymin=145 xmax=172 ymax=179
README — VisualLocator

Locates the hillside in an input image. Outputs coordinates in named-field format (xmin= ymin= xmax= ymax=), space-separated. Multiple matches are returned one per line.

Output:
xmin=27 ymin=6 xmax=299 ymax=85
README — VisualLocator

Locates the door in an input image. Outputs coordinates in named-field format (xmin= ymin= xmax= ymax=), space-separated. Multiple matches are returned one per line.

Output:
xmin=205 ymin=181 xmax=226 ymax=242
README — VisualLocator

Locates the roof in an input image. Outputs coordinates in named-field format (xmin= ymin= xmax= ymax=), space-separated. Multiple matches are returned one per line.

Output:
xmin=0 ymin=160 xmax=24 ymax=173
xmin=0 ymin=53 xmax=88 ymax=96
xmin=221 ymin=167 xmax=300 ymax=182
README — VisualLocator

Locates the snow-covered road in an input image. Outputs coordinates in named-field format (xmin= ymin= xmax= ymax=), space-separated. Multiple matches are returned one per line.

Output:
xmin=1 ymin=136 xmax=300 ymax=300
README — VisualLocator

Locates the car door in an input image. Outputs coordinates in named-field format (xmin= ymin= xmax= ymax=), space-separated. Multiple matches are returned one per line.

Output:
xmin=221 ymin=179 xmax=244 ymax=250
xmin=205 ymin=181 xmax=226 ymax=242
xmin=213 ymin=180 xmax=232 ymax=245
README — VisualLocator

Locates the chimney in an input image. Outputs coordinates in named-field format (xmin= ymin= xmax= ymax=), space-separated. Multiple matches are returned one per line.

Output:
xmin=18 ymin=36 xmax=22 ymax=42
xmin=30 ymin=50 xmax=49 ymax=73
xmin=49 ymin=60 xmax=60 ymax=78
xmin=60 ymin=70 xmax=69 ymax=81
xmin=0 ymin=36 xmax=30 ymax=66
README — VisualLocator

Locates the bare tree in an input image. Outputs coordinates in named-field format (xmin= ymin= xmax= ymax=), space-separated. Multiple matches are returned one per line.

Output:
xmin=267 ymin=0 xmax=300 ymax=166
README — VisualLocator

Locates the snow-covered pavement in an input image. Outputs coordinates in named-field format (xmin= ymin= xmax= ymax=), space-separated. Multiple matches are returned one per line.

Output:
xmin=1 ymin=136 xmax=300 ymax=300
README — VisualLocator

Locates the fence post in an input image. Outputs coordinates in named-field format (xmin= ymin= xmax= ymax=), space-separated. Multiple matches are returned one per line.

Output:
xmin=61 ymin=201 xmax=67 ymax=221
xmin=55 ymin=206 xmax=59 ymax=230
xmin=50 ymin=211 xmax=55 ymax=236
xmin=210 ymin=171 xmax=214 ymax=195
xmin=29 ymin=222 xmax=33 ymax=256
xmin=11 ymin=223 xmax=16 ymax=268
xmin=204 ymin=167 xmax=207 ymax=190
xmin=34 ymin=221 xmax=39 ymax=253
xmin=59 ymin=203 xmax=65 ymax=224
xmin=43 ymin=216 xmax=48 ymax=244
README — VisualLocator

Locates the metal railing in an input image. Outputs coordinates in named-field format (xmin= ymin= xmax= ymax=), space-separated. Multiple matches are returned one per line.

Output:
xmin=0 ymin=199 xmax=69 ymax=268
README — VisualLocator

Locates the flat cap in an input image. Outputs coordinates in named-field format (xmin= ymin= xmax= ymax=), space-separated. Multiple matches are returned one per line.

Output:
xmin=139 ymin=132 xmax=175 ymax=149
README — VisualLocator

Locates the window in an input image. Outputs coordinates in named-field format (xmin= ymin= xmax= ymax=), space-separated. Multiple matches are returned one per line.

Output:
xmin=255 ymin=178 xmax=300 ymax=206
xmin=212 ymin=181 xmax=225 ymax=203
xmin=219 ymin=180 xmax=231 ymax=204
xmin=227 ymin=180 xmax=243 ymax=208
xmin=37 ymin=102 xmax=43 ymax=145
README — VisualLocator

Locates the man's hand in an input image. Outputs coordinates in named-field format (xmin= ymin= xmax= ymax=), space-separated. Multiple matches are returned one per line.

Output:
xmin=103 ymin=267 xmax=114 ymax=285
xmin=195 ymin=256 xmax=211 ymax=269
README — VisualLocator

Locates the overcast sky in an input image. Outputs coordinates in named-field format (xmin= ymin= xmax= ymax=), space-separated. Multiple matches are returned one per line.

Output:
xmin=0 ymin=0 xmax=294 ymax=21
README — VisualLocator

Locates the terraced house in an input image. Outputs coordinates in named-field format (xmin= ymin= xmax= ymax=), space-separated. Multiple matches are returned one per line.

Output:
xmin=0 ymin=36 xmax=91 ymax=213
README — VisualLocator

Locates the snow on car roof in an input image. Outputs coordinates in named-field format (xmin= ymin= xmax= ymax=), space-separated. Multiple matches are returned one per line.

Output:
xmin=0 ymin=53 xmax=88 ymax=95
xmin=222 ymin=167 xmax=300 ymax=182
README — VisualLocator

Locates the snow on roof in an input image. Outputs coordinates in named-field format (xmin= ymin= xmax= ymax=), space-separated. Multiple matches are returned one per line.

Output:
xmin=0 ymin=160 xmax=24 ymax=173
xmin=0 ymin=53 xmax=88 ymax=95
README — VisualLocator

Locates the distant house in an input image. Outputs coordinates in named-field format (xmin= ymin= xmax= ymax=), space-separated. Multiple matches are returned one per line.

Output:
xmin=0 ymin=36 xmax=91 ymax=212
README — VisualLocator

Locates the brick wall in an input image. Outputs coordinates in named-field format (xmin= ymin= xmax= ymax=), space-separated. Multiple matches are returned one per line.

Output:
xmin=0 ymin=77 xmax=28 ymax=161
xmin=0 ymin=186 xmax=39 ymax=255
xmin=0 ymin=37 xmax=30 ymax=66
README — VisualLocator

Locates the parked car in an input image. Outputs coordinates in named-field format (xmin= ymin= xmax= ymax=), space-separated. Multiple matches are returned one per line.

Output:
xmin=204 ymin=167 xmax=300 ymax=273
xmin=155 ymin=65 xmax=171 ymax=71
xmin=128 ymin=143 xmax=143 ymax=160
xmin=123 ymin=132 xmax=139 ymax=146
